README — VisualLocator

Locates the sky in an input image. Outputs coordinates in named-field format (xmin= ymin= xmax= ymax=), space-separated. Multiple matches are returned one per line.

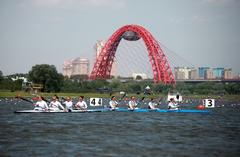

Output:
xmin=0 ymin=0 xmax=240 ymax=76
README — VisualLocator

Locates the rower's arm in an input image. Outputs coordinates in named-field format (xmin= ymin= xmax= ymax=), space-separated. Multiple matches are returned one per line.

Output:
xmin=44 ymin=102 xmax=49 ymax=109
xmin=84 ymin=101 xmax=88 ymax=109
xmin=75 ymin=102 xmax=79 ymax=108
xmin=109 ymin=101 xmax=113 ymax=108
xmin=58 ymin=103 xmax=65 ymax=110
xmin=129 ymin=101 xmax=135 ymax=109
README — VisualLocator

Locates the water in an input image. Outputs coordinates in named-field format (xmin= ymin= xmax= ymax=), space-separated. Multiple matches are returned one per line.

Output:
xmin=0 ymin=98 xmax=240 ymax=157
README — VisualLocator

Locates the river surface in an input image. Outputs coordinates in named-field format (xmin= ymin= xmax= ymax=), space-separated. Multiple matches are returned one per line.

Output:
xmin=0 ymin=98 xmax=239 ymax=157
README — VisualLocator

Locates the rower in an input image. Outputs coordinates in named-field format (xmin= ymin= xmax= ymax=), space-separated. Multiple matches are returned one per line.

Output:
xmin=63 ymin=96 xmax=73 ymax=112
xmin=128 ymin=96 xmax=138 ymax=110
xmin=168 ymin=98 xmax=179 ymax=110
xmin=109 ymin=96 xmax=119 ymax=110
xmin=49 ymin=96 xmax=65 ymax=111
xmin=75 ymin=96 xmax=88 ymax=110
xmin=148 ymin=98 xmax=158 ymax=109
xmin=34 ymin=96 xmax=48 ymax=111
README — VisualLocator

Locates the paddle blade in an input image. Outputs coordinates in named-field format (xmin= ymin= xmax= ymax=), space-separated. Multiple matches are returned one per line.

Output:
xmin=32 ymin=97 xmax=39 ymax=101
xmin=15 ymin=96 xmax=33 ymax=104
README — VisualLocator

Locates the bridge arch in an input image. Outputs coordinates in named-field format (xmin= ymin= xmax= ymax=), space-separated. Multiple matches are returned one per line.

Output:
xmin=90 ymin=24 xmax=175 ymax=84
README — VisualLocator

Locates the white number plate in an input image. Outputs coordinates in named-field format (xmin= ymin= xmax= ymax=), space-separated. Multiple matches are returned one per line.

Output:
xmin=204 ymin=99 xmax=215 ymax=108
xmin=90 ymin=98 xmax=102 ymax=106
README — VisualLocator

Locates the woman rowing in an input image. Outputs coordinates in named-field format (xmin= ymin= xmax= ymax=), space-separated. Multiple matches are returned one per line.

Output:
xmin=109 ymin=96 xmax=119 ymax=110
xmin=148 ymin=98 xmax=158 ymax=109
xmin=34 ymin=96 xmax=49 ymax=111
xmin=63 ymin=96 xmax=73 ymax=112
xmin=75 ymin=96 xmax=88 ymax=110
xmin=49 ymin=96 xmax=65 ymax=111
xmin=128 ymin=96 xmax=138 ymax=110
xmin=168 ymin=98 xmax=179 ymax=110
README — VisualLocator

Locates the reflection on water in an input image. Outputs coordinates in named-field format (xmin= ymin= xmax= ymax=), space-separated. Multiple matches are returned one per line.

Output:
xmin=0 ymin=98 xmax=239 ymax=157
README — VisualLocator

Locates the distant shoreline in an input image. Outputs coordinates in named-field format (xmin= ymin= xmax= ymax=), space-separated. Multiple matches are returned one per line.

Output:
xmin=0 ymin=91 xmax=239 ymax=102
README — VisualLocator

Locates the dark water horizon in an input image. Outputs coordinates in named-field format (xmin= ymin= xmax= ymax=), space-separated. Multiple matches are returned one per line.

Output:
xmin=0 ymin=98 xmax=239 ymax=157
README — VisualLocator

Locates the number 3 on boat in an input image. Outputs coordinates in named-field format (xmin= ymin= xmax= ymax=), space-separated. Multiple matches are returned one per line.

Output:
xmin=203 ymin=99 xmax=215 ymax=108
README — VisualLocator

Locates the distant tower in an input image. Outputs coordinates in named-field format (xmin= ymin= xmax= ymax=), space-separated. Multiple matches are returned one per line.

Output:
xmin=213 ymin=68 xmax=224 ymax=79
xmin=63 ymin=57 xmax=89 ymax=78
xmin=174 ymin=67 xmax=193 ymax=80
xmin=94 ymin=40 xmax=106 ymax=59
xmin=72 ymin=58 xmax=89 ymax=75
xmin=79 ymin=58 xmax=90 ymax=75
xmin=72 ymin=58 xmax=81 ymax=75
xmin=94 ymin=40 xmax=117 ymax=78
xmin=224 ymin=69 xmax=233 ymax=79
xmin=63 ymin=59 xmax=73 ymax=78
xmin=198 ymin=67 xmax=210 ymax=79
xmin=189 ymin=68 xmax=198 ymax=80
xmin=205 ymin=69 xmax=214 ymax=79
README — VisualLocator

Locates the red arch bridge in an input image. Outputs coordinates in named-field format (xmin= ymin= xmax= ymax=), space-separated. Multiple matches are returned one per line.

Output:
xmin=90 ymin=24 xmax=176 ymax=85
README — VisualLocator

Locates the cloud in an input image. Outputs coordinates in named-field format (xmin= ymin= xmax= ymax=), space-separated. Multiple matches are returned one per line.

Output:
xmin=81 ymin=0 xmax=125 ymax=7
xmin=169 ymin=17 xmax=186 ymax=24
xmin=192 ymin=15 xmax=211 ymax=23
xmin=33 ymin=0 xmax=64 ymax=7
xmin=169 ymin=15 xmax=211 ymax=24
xmin=202 ymin=0 xmax=240 ymax=5
xmin=32 ymin=0 xmax=126 ymax=8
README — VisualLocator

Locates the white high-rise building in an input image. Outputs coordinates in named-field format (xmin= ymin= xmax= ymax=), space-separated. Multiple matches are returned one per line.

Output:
xmin=72 ymin=58 xmax=89 ymax=76
xmin=94 ymin=40 xmax=117 ymax=77
xmin=94 ymin=40 xmax=106 ymax=59
xmin=174 ymin=67 xmax=194 ymax=80
xmin=79 ymin=58 xmax=89 ymax=75
xmin=63 ymin=59 xmax=73 ymax=78
xmin=132 ymin=73 xmax=147 ymax=80
xmin=205 ymin=69 xmax=214 ymax=79
xmin=224 ymin=69 xmax=233 ymax=79
xmin=63 ymin=58 xmax=89 ymax=77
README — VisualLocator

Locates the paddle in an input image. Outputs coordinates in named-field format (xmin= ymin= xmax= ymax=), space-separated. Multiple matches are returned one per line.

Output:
xmin=156 ymin=97 xmax=162 ymax=106
xmin=41 ymin=97 xmax=50 ymax=103
xmin=61 ymin=97 xmax=66 ymax=101
xmin=15 ymin=96 xmax=33 ymax=104
xmin=119 ymin=92 xmax=127 ymax=101
xmin=31 ymin=93 xmax=50 ymax=104
xmin=139 ymin=96 xmax=145 ymax=102
xmin=138 ymin=96 xmax=146 ymax=109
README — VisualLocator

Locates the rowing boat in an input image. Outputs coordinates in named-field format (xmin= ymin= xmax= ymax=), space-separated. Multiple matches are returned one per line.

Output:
xmin=14 ymin=109 xmax=104 ymax=113
xmin=114 ymin=108 xmax=210 ymax=113
xmin=14 ymin=108 xmax=210 ymax=113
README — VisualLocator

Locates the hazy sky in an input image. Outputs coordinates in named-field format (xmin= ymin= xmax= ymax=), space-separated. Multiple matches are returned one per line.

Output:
xmin=0 ymin=0 xmax=240 ymax=75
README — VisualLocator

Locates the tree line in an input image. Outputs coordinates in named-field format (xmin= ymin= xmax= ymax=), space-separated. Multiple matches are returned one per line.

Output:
xmin=0 ymin=64 xmax=240 ymax=95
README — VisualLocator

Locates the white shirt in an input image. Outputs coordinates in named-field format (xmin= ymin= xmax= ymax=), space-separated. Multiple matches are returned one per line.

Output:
xmin=49 ymin=101 xmax=65 ymax=110
xmin=148 ymin=101 xmax=157 ymax=109
xmin=34 ymin=100 xmax=48 ymax=110
xmin=168 ymin=102 xmax=179 ymax=110
xmin=63 ymin=101 xmax=73 ymax=110
xmin=128 ymin=100 xmax=138 ymax=109
xmin=109 ymin=100 xmax=118 ymax=109
xmin=75 ymin=101 xmax=88 ymax=109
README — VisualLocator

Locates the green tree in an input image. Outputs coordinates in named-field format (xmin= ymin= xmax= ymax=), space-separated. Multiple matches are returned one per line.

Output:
xmin=89 ymin=80 xmax=109 ymax=89
xmin=153 ymin=83 xmax=172 ymax=94
xmin=0 ymin=70 xmax=3 ymax=82
xmin=28 ymin=64 xmax=63 ymax=92
xmin=135 ymin=75 xmax=142 ymax=80
xmin=70 ymin=74 xmax=89 ymax=81
xmin=224 ymin=83 xmax=240 ymax=94
xmin=125 ymin=81 xmax=142 ymax=93
xmin=109 ymin=79 xmax=121 ymax=89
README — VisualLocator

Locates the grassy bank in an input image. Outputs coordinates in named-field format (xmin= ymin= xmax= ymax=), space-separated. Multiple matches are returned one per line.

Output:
xmin=0 ymin=91 xmax=239 ymax=101
xmin=0 ymin=91 xmax=110 ymax=98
